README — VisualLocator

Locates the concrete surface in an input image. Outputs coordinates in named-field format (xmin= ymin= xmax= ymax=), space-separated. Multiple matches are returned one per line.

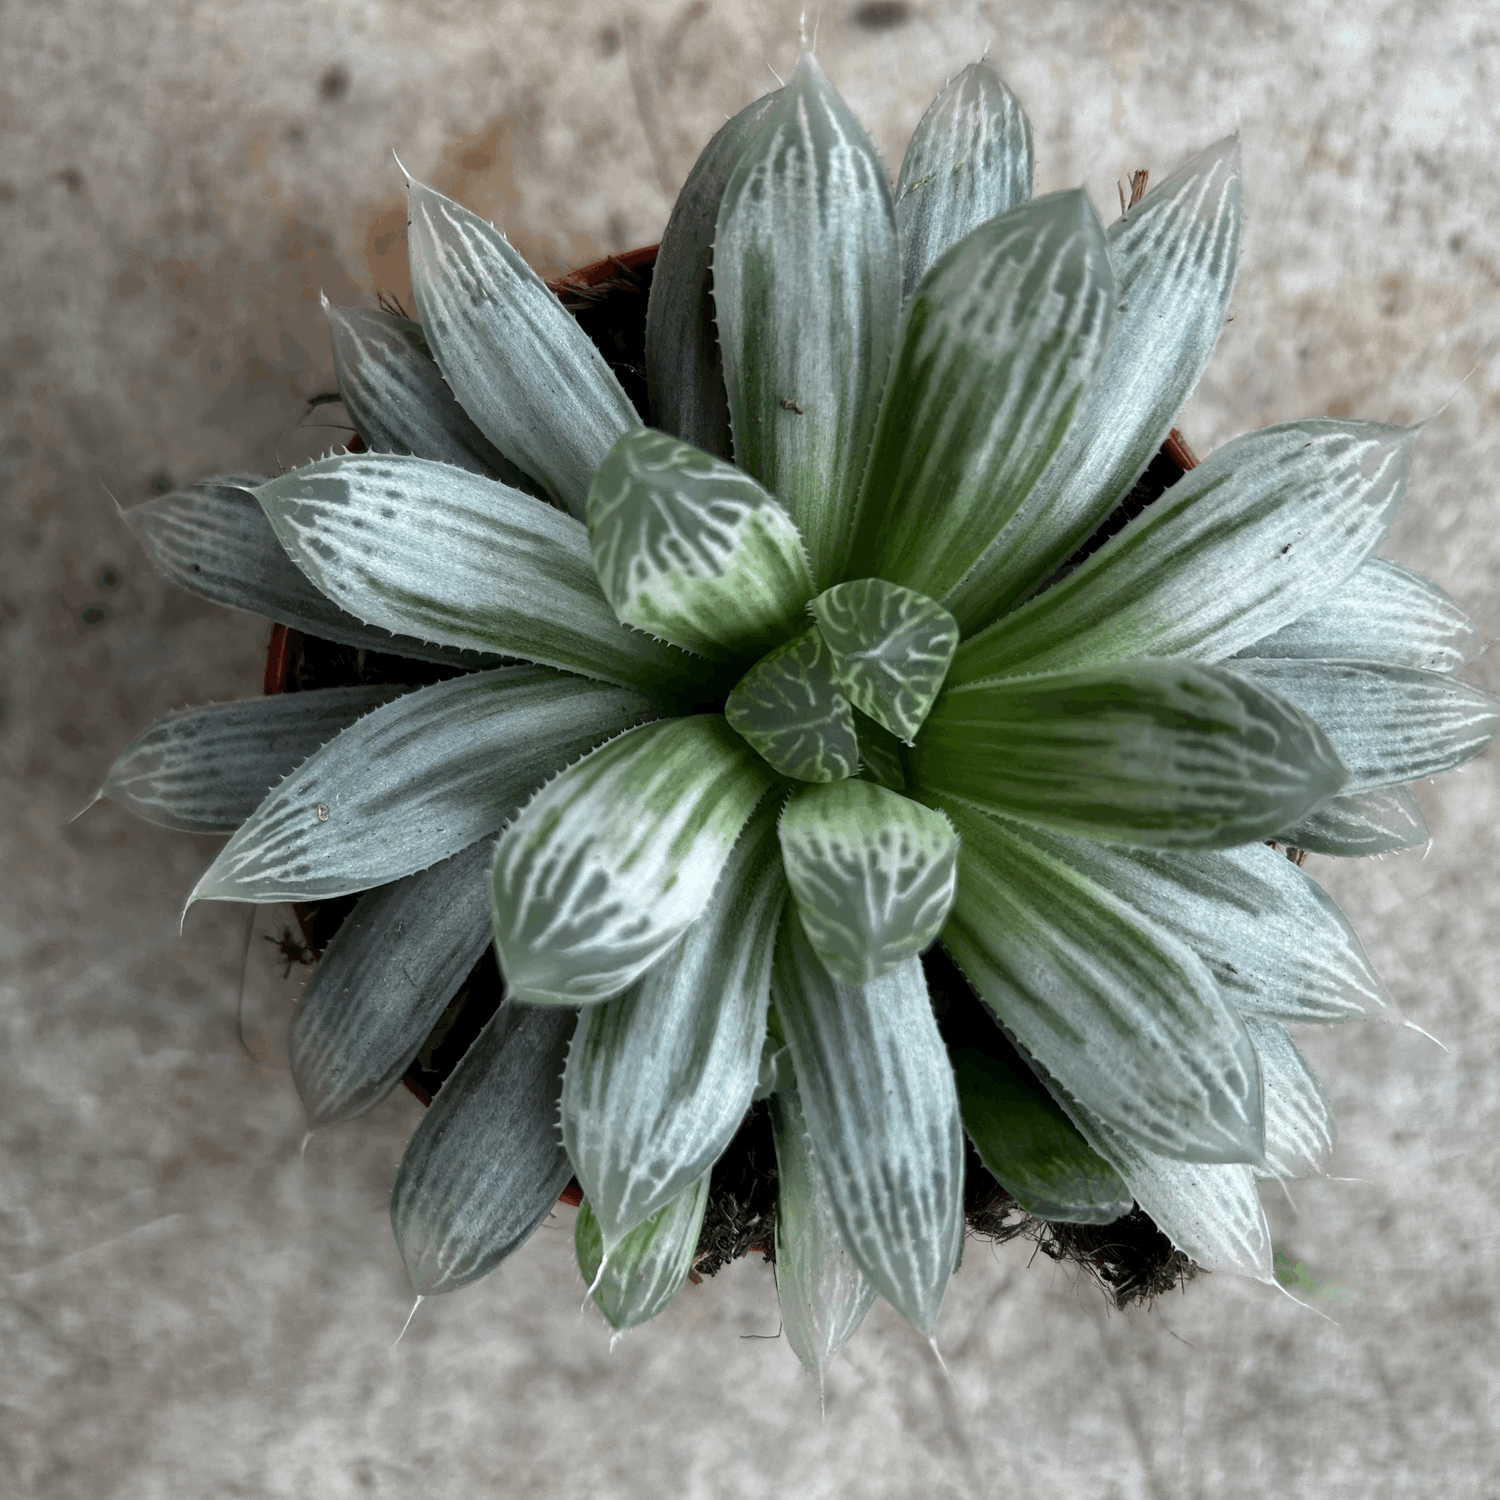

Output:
xmin=5 ymin=1 xmax=1500 ymax=1496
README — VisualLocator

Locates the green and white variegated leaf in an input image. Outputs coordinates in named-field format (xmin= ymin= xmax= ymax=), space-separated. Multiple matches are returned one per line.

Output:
xmin=1276 ymin=785 xmax=1429 ymax=857
xmin=853 ymin=707 xmax=907 ymax=790
xmin=123 ymin=480 xmax=500 ymax=670
xmin=575 ymin=1175 xmax=709 ymax=1333
xmin=915 ymin=660 xmax=1345 ymax=850
xmin=192 ymin=668 xmax=653 ymax=903
xmin=1245 ymin=1017 xmax=1334 ymax=1182
xmin=951 ymin=1044 xmax=1131 ymax=1224
xmin=769 ymin=1087 xmax=876 ymax=1382
xmin=405 ymin=180 xmax=639 ymax=515
xmin=848 ymin=190 xmax=1115 ymax=608
xmin=645 ymin=91 xmax=779 ymax=457
xmin=943 ymin=137 xmax=1242 ymax=629
xmin=724 ymin=626 xmax=858 ymax=783
xmin=894 ymin=60 xmax=1033 ymax=300
xmin=587 ymin=428 xmax=815 ymax=659
xmin=1008 ymin=829 xmax=1391 ymax=1025
xmin=290 ymin=838 xmax=494 ymax=1128
xmin=1228 ymin=658 xmax=1500 ymax=794
xmin=1068 ymin=1102 xmax=1273 ymax=1280
xmin=1234 ymin=558 xmax=1478 ymax=673
xmin=772 ymin=914 xmax=964 ymax=1334
xmin=99 ymin=685 xmax=408 ymax=834
xmin=391 ymin=1001 xmax=575 ymax=1295
xmin=714 ymin=50 xmax=900 ymax=587
xmin=491 ymin=716 xmax=778 ymax=1004
xmin=778 ymin=781 xmax=958 ymax=986
xmin=930 ymin=796 xmax=1265 ymax=1164
xmin=322 ymin=299 xmax=538 ymax=491
xmin=951 ymin=421 xmax=1415 ymax=684
xmin=560 ymin=803 xmax=785 ymax=1249
xmin=811 ymin=579 xmax=959 ymax=743
xmin=753 ymin=1037 xmax=795 ymax=1101
xmin=255 ymin=453 xmax=693 ymax=694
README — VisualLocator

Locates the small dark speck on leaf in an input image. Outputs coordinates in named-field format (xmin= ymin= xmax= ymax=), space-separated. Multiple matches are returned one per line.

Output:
xmin=319 ymin=64 xmax=351 ymax=102
xmin=853 ymin=1 xmax=911 ymax=29
xmin=779 ymin=397 xmax=806 ymax=415
xmin=1280 ymin=543 xmax=1292 ymax=555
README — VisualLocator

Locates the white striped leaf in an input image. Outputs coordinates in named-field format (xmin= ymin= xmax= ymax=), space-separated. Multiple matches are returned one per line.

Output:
xmin=811 ymin=580 xmax=959 ymax=743
xmin=289 ymin=838 xmax=494 ymax=1128
xmin=124 ymin=480 xmax=500 ymax=670
xmin=560 ymin=803 xmax=785 ymax=1249
xmin=574 ymin=1175 xmax=709 ymax=1332
xmin=847 ymin=190 xmax=1115 ymax=606
xmin=930 ymin=796 xmax=1265 ymax=1164
xmin=191 ymin=668 xmax=653 ymax=903
xmin=952 ymin=1044 xmax=1131 ymax=1223
xmin=645 ymin=91 xmax=779 ymax=457
xmin=714 ymin=50 xmax=900 ymax=587
xmin=586 ymin=428 xmax=815 ymax=659
xmin=915 ymin=660 xmax=1345 ymax=849
xmin=1246 ymin=1017 xmax=1335 ymax=1181
xmin=1006 ymin=830 xmax=1391 ymax=1025
xmin=255 ymin=453 xmax=696 ymax=694
xmin=100 ymin=685 xmax=408 ymax=834
xmin=778 ymin=781 xmax=958 ymax=986
xmin=490 ymin=716 xmax=778 ymax=1004
xmin=323 ymin=299 xmax=540 ymax=492
xmin=944 ymin=137 xmax=1242 ymax=629
xmin=951 ymin=421 xmax=1416 ymax=683
xmin=771 ymin=914 xmax=964 ymax=1334
xmin=406 ymin=180 xmax=640 ymax=515
xmin=894 ymin=60 xmax=1033 ymax=299
xmin=391 ymin=1001 xmax=575 ymax=1295
xmin=769 ymin=1087 xmax=876 ymax=1382
xmin=1235 ymin=558 xmax=1478 ymax=672
xmin=724 ymin=627 xmax=858 ymax=783
xmin=1277 ymin=785 xmax=1428 ymax=857
xmin=1228 ymin=659 xmax=1499 ymax=794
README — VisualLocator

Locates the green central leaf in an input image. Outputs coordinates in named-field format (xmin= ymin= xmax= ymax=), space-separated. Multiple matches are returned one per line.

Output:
xmin=587 ymin=427 xmax=815 ymax=659
xmin=778 ymin=780 xmax=958 ymax=985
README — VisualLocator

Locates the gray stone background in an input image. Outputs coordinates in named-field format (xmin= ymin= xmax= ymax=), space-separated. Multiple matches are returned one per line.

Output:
xmin=5 ymin=0 xmax=1500 ymax=1495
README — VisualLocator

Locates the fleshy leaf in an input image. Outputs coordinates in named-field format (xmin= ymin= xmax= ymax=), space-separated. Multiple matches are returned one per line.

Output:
xmin=290 ymin=839 xmax=494 ymax=1128
xmin=771 ymin=914 xmax=964 ymax=1334
xmin=99 ymin=685 xmax=408 ymax=834
xmin=645 ymin=92 xmax=779 ymax=457
xmin=490 ymin=716 xmax=778 ymax=1004
xmin=1234 ymin=558 xmax=1479 ymax=673
xmin=1276 ymin=785 xmax=1429 ymax=857
xmin=951 ymin=420 xmax=1415 ymax=682
xmin=811 ymin=579 xmax=959 ymax=743
xmin=405 ymin=180 xmax=639 ymax=515
xmin=847 ymin=190 xmax=1115 ymax=606
xmin=1228 ymin=659 xmax=1500 ymax=794
xmin=390 ymin=1001 xmax=574 ymax=1295
xmin=1246 ymin=1018 xmax=1334 ymax=1181
xmin=1007 ymin=828 xmax=1391 ymax=1025
xmin=560 ymin=803 xmax=785 ymax=1249
xmin=255 ymin=453 xmax=694 ymax=694
xmin=769 ymin=1087 xmax=876 ymax=1381
xmin=778 ymin=780 xmax=958 ymax=985
xmin=191 ymin=668 xmax=653 ymax=903
xmin=586 ymin=428 xmax=814 ymax=659
xmin=894 ymin=60 xmax=1033 ymax=299
xmin=124 ymin=479 xmax=500 ymax=670
xmin=322 ymin=299 xmax=538 ymax=490
xmin=930 ymin=796 xmax=1265 ymax=1164
xmin=724 ymin=627 xmax=858 ymax=783
xmin=575 ymin=1175 xmax=709 ymax=1333
xmin=944 ymin=137 xmax=1242 ymax=628
xmin=915 ymin=660 xmax=1345 ymax=850
xmin=714 ymin=50 xmax=900 ymax=586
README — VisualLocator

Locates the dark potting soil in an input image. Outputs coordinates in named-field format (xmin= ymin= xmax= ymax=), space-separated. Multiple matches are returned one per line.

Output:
xmin=275 ymin=244 xmax=1202 ymax=1299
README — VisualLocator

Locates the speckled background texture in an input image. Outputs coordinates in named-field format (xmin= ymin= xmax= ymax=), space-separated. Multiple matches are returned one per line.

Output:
xmin=5 ymin=2 xmax=1500 ymax=1496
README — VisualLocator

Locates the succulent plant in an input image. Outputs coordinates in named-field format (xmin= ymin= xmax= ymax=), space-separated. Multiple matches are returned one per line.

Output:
xmin=100 ymin=50 xmax=1496 ymax=1378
